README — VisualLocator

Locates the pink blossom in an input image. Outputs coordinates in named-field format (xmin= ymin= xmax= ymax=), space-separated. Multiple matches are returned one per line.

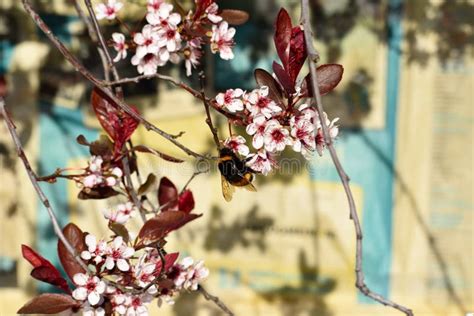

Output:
xmin=224 ymin=135 xmax=250 ymax=157
xmin=171 ymin=257 xmax=209 ymax=291
xmin=95 ymin=0 xmax=123 ymax=20
xmin=215 ymin=88 xmax=244 ymax=112
xmin=112 ymin=33 xmax=127 ymax=62
xmin=315 ymin=113 xmax=339 ymax=156
xmin=246 ymin=150 xmax=276 ymax=176
xmin=110 ymin=293 xmax=127 ymax=315
xmin=82 ymin=303 xmax=105 ymax=316
xmin=81 ymin=234 xmax=107 ymax=265
xmin=291 ymin=119 xmax=316 ymax=159
xmin=205 ymin=3 xmax=222 ymax=24
xmin=124 ymin=294 xmax=152 ymax=316
xmin=133 ymin=25 xmax=160 ymax=59
xmin=131 ymin=53 xmax=161 ymax=75
xmin=246 ymin=114 xmax=269 ymax=149
xmin=210 ymin=22 xmax=235 ymax=60
xmin=103 ymin=202 xmax=136 ymax=224
xmin=146 ymin=0 xmax=164 ymax=13
xmin=146 ymin=3 xmax=180 ymax=28
xmin=245 ymin=86 xmax=282 ymax=118
xmin=105 ymin=236 xmax=134 ymax=271
xmin=156 ymin=25 xmax=182 ymax=52
xmin=72 ymin=273 xmax=106 ymax=306
xmin=184 ymin=39 xmax=203 ymax=76
xmin=263 ymin=121 xmax=292 ymax=152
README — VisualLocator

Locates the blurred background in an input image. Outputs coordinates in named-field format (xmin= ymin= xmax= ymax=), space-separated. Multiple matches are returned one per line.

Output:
xmin=0 ymin=0 xmax=473 ymax=315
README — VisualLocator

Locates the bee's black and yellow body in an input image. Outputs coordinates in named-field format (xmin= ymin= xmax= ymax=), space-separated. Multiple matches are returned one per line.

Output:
xmin=218 ymin=147 xmax=256 ymax=201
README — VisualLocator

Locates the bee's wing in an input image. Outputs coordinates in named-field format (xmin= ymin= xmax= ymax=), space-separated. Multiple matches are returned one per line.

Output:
xmin=221 ymin=175 xmax=235 ymax=202
xmin=243 ymin=182 xmax=257 ymax=192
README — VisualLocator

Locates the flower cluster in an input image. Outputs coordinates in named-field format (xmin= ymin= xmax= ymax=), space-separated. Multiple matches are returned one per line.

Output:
xmin=215 ymin=86 xmax=339 ymax=175
xmin=96 ymin=0 xmax=240 ymax=76
xmin=82 ymin=155 xmax=123 ymax=188
xmin=103 ymin=202 xmax=137 ymax=224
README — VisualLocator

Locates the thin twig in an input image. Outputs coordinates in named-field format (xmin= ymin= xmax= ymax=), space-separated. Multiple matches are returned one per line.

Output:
xmin=0 ymin=97 xmax=89 ymax=273
xmin=198 ymin=285 xmax=234 ymax=316
xmin=72 ymin=0 xmax=111 ymax=82
xmin=21 ymin=0 xmax=207 ymax=159
xmin=199 ymin=71 xmax=221 ymax=150
xmin=299 ymin=1 xmax=413 ymax=315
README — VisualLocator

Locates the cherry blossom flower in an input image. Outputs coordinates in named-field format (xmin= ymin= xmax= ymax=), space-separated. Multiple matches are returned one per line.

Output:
xmin=315 ymin=113 xmax=339 ymax=156
xmin=81 ymin=234 xmax=107 ymax=265
xmin=224 ymin=135 xmax=250 ymax=156
xmin=146 ymin=3 xmax=180 ymax=28
xmin=210 ymin=22 xmax=236 ymax=60
xmin=146 ymin=0 xmax=164 ymax=13
xmin=245 ymin=86 xmax=282 ymax=118
xmin=82 ymin=303 xmax=105 ymax=316
xmin=156 ymin=25 xmax=182 ymax=52
xmin=215 ymin=88 xmax=244 ymax=112
xmin=112 ymin=33 xmax=127 ymax=62
xmin=83 ymin=156 xmax=123 ymax=188
xmin=72 ymin=273 xmax=106 ymax=306
xmin=184 ymin=39 xmax=203 ymax=76
xmin=95 ymin=0 xmax=123 ymax=20
xmin=246 ymin=114 xmax=270 ymax=149
xmin=205 ymin=3 xmax=222 ymax=24
xmin=263 ymin=121 xmax=292 ymax=152
xmin=133 ymin=25 xmax=160 ymax=59
xmin=171 ymin=257 xmax=209 ymax=291
xmin=110 ymin=293 xmax=128 ymax=315
xmin=105 ymin=236 xmax=134 ymax=271
xmin=291 ymin=119 xmax=316 ymax=159
xmin=246 ymin=150 xmax=276 ymax=176
xmin=103 ymin=202 xmax=136 ymax=224
xmin=124 ymin=294 xmax=153 ymax=316
xmin=131 ymin=53 xmax=161 ymax=75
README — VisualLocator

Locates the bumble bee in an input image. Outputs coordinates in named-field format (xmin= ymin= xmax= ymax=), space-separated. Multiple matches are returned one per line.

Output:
xmin=218 ymin=147 xmax=257 ymax=201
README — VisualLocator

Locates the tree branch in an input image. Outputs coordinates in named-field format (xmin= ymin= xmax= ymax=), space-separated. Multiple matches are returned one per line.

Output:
xmin=0 ymin=97 xmax=89 ymax=273
xmin=299 ymin=1 xmax=413 ymax=315
xmin=198 ymin=285 xmax=235 ymax=316
xmin=199 ymin=71 xmax=221 ymax=150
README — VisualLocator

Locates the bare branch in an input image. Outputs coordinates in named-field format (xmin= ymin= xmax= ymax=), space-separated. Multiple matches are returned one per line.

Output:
xmin=0 ymin=97 xmax=89 ymax=273
xmin=299 ymin=1 xmax=413 ymax=315
xmin=199 ymin=71 xmax=221 ymax=150
xmin=198 ymin=285 xmax=235 ymax=316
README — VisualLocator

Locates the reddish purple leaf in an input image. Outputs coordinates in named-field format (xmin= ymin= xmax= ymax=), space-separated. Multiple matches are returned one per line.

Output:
xmin=274 ymin=8 xmax=292 ymax=70
xmin=220 ymin=9 xmax=249 ymax=25
xmin=91 ymin=88 xmax=140 ymax=155
xmin=178 ymin=190 xmax=195 ymax=213
xmin=21 ymin=245 xmax=71 ymax=294
xmin=254 ymin=68 xmax=284 ymax=105
xmin=17 ymin=294 xmax=79 ymax=314
xmin=154 ymin=252 xmax=179 ymax=275
xmin=288 ymin=26 xmax=307 ymax=83
xmin=272 ymin=61 xmax=295 ymax=95
xmin=57 ymin=223 xmax=87 ymax=281
xmin=302 ymin=64 xmax=344 ymax=97
xmin=158 ymin=177 xmax=179 ymax=211
xmin=135 ymin=211 xmax=202 ymax=249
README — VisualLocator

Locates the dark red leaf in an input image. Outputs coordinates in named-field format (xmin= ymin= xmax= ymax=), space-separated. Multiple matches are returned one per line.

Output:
xmin=302 ymin=64 xmax=344 ymax=97
xmin=254 ymin=68 xmax=284 ymax=106
xmin=17 ymin=294 xmax=79 ymax=314
xmin=21 ymin=245 xmax=71 ymax=294
xmin=274 ymin=8 xmax=292 ymax=69
xmin=220 ymin=9 xmax=249 ymax=25
xmin=135 ymin=211 xmax=202 ymax=249
xmin=30 ymin=267 xmax=70 ymax=294
xmin=154 ymin=252 xmax=179 ymax=275
xmin=0 ymin=75 xmax=7 ymax=98
xmin=133 ymin=145 xmax=184 ymax=163
xmin=178 ymin=190 xmax=195 ymax=213
xmin=57 ymin=223 xmax=86 ymax=281
xmin=272 ymin=61 xmax=295 ymax=94
xmin=91 ymin=88 xmax=139 ymax=155
xmin=158 ymin=177 xmax=178 ymax=211
xmin=288 ymin=26 xmax=307 ymax=83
